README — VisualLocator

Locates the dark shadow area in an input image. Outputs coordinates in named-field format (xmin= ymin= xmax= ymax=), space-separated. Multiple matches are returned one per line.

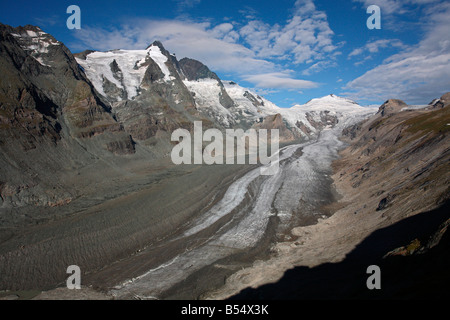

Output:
xmin=229 ymin=200 xmax=450 ymax=300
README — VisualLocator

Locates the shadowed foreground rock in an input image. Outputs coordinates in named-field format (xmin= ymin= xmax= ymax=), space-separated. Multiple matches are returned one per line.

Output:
xmin=230 ymin=201 xmax=450 ymax=299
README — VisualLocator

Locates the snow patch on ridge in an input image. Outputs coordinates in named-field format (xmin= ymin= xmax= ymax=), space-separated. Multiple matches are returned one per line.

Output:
xmin=223 ymin=83 xmax=377 ymax=137
xmin=147 ymin=44 xmax=174 ymax=82
xmin=11 ymin=29 xmax=61 ymax=64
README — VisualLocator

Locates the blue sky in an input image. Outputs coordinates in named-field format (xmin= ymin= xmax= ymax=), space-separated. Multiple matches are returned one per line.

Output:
xmin=1 ymin=0 xmax=449 ymax=107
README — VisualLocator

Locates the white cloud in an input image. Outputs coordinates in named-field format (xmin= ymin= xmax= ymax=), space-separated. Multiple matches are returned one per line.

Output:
xmin=349 ymin=48 xmax=364 ymax=57
xmin=348 ymin=39 xmax=405 ymax=58
xmin=353 ymin=55 xmax=373 ymax=66
xmin=302 ymin=60 xmax=337 ymax=76
xmin=238 ymin=0 xmax=337 ymax=65
xmin=238 ymin=7 xmax=259 ymax=20
xmin=242 ymin=72 xmax=319 ymax=89
xmin=353 ymin=0 xmax=404 ymax=14
xmin=34 ymin=15 xmax=60 ymax=27
xmin=353 ymin=0 xmax=441 ymax=15
xmin=353 ymin=0 xmax=443 ymax=31
xmin=344 ymin=2 xmax=450 ymax=103
xmin=365 ymin=39 xmax=404 ymax=52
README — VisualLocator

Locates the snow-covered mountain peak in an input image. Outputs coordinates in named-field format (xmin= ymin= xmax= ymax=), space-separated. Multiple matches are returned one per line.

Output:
xmin=146 ymin=44 xmax=174 ymax=82
xmin=303 ymin=94 xmax=357 ymax=107
xmin=292 ymin=94 xmax=369 ymax=115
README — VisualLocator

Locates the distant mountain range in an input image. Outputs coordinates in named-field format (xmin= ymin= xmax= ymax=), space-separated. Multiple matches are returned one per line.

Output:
xmin=74 ymin=40 xmax=377 ymax=143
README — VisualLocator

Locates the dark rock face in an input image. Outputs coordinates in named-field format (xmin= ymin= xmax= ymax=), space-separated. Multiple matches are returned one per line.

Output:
xmin=115 ymin=45 xmax=201 ymax=144
xmin=376 ymin=196 xmax=388 ymax=211
xmin=73 ymin=49 xmax=96 ymax=60
xmin=104 ymin=59 xmax=128 ymax=101
xmin=102 ymin=75 xmax=128 ymax=102
xmin=439 ymin=92 xmax=450 ymax=105
xmin=0 ymin=25 xmax=61 ymax=148
xmin=338 ymin=97 xmax=450 ymax=218
xmin=305 ymin=111 xmax=338 ymax=131
xmin=112 ymin=98 xmax=194 ymax=144
xmin=141 ymin=57 xmax=166 ymax=84
xmin=252 ymin=113 xmax=302 ymax=143
xmin=218 ymin=88 xmax=236 ymax=110
xmin=295 ymin=121 xmax=312 ymax=136
xmin=342 ymin=122 xmax=363 ymax=140
xmin=243 ymin=91 xmax=264 ymax=108
xmin=0 ymin=23 xmax=133 ymax=150
xmin=429 ymin=92 xmax=450 ymax=109
xmin=106 ymin=135 xmax=135 ymax=155
xmin=377 ymin=99 xmax=407 ymax=116
xmin=179 ymin=58 xmax=217 ymax=81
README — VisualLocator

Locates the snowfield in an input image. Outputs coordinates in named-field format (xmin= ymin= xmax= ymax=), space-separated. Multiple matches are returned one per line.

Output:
xmin=75 ymin=44 xmax=175 ymax=100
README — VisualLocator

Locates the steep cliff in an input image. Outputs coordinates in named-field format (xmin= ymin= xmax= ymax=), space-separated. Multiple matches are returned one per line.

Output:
xmin=0 ymin=24 xmax=134 ymax=211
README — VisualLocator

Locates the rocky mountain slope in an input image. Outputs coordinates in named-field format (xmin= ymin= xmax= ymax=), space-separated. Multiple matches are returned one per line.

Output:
xmin=0 ymin=24 xmax=136 ymax=213
xmin=333 ymin=95 xmax=450 ymax=240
